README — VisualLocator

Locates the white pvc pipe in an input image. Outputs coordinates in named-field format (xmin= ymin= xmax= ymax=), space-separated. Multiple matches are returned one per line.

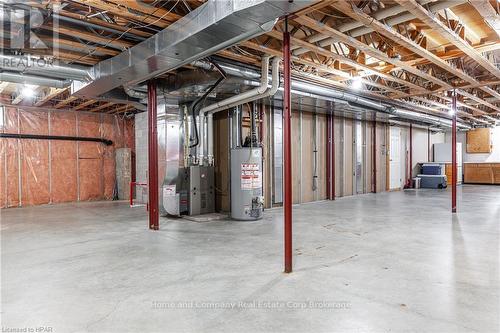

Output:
xmin=199 ymin=56 xmax=269 ymax=165
xmin=199 ymin=56 xmax=270 ymax=115
xmin=198 ymin=112 xmax=205 ymax=164
xmin=207 ymin=113 xmax=214 ymax=165
xmin=208 ymin=57 xmax=281 ymax=114
xmin=205 ymin=57 xmax=281 ymax=164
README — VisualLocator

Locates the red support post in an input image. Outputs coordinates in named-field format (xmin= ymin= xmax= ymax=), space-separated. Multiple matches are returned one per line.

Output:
xmin=148 ymin=80 xmax=159 ymax=230
xmin=130 ymin=181 xmax=134 ymax=207
xmin=409 ymin=123 xmax=413 ymax=188
xmin=332 ymin=112 xmax=335 ymax=200
xmin=326 ymin=109 xmax=335 ymax=200
xmin=283 ymin=17 xmax=293 ymax=273
xmin=428 ymin=127 xmax=432 ymax=162
xmin=373 ymin=120 xmax=377 ymax=193
xmin=452 ymin=90 xmax=457 ymax=213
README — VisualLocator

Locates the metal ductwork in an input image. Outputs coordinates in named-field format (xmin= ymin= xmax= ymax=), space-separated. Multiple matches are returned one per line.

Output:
xmin=189 ymin=58 xmax=471 ymax=129
xmin=0 ymin=71 xmax=71 ymax=88
xmin=0 ymin=54 xmax=90 ymax=81
xmin=192 ymin=58 xmax=395 ymax=114
xmin=71 ymin=0 xmax=316 ymax=99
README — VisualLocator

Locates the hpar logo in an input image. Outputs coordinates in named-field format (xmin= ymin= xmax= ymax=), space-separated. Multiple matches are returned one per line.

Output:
xmin=0 ymin=1 xmax=59 ymax=54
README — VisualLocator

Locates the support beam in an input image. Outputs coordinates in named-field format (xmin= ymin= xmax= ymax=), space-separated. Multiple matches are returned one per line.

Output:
xmin=428 ymin=127 xmax=431 ymax=162
xmin=293 ymin=15 xmax=451 ymax=89
xmin=452 ymin=90 xmax=457 ymax=213
xmin=409 ymin=124 xmax=413 ymax=188
xmin=54 ymin=96 xmax=78 ymax=109
xmin=327 ymin=104 xmax=335 ymax=200
xmin=283 ymin=18 xmax=292 ymax=273
xmin=456 ymin=90 xmax=500 ymax=114
xmin=34 ymin=88 xmax=67 ymax=107
xmin=265 ymin=30 xmax=423 ymax=94
xmin=395 ymin=0 xmax=500 ymax=80
xmin=148 ymin=80 xmax=159 ymax=230
xmin=373 ymin=119 xmax=377 ymax=193
xmin=330 ymin=1 xmax=498 ymax=110
xmin=469 ymin=0 xmax=500 ymax=38
xmin=88 ymin=102 xmax=113 ymax=113
xmin=73 ymin=99 xmax=97 ymax=111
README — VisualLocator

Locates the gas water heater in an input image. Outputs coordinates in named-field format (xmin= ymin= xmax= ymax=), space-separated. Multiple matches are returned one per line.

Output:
xmin=230 ymin=147 xmax=264 ymax=220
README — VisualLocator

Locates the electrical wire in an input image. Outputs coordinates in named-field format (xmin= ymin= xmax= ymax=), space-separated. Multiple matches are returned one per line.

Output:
xmin=188 ymin=57 xmax=227 ymax=148
xmin=68 ymin=0 xmax=182 ymax=64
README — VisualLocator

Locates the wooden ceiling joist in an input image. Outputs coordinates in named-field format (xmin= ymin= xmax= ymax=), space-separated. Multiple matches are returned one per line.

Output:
xmin=34 ymin=88 xmax=68 ymax=107
xmin=71 ymin=0 xmax=177 ymax=28
xmin=292 ymin=15 xmax=451 ymax=89
xmin=395 ymin=0 xmax=500 ymax=80
xmin=265 ymin=29 xmax=423 ymax=94
xmin=0 ymin=82 xmax=10 ymax=94
xmin=330 ymin=1 xmax=497 ymax=111
xmin=73 ymin=99 xmax=97 ymax=111
xmin=89 ymin=102 xmax=114 ymax=113
xmin=55 ymin=96 xmax=78 ymax=109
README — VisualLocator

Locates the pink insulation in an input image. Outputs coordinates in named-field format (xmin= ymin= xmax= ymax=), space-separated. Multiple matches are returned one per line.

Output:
xmin=0 ymin=107 xmax=135 ymax=208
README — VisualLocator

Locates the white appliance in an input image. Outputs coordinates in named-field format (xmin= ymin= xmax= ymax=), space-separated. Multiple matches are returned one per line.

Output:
xmin=433 ymin=142 xmax=463 ymax=181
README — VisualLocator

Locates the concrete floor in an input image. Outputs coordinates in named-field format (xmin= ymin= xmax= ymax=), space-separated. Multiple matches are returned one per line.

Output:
xmin=1 ymin=185 xmax=499 ymax=333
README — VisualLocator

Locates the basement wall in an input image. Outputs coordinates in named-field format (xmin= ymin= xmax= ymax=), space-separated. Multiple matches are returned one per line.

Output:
xmin=445 ymin=127 xmax=500 ymax=163
xmin=134 ymin=103 xmax=442 ymax=213
xmin=0 ymin=107 xmax=135 ymax=208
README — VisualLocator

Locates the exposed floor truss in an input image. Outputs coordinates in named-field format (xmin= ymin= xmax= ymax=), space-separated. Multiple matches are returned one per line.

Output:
xmin=0 ymin=0 xmax=498 ymax=124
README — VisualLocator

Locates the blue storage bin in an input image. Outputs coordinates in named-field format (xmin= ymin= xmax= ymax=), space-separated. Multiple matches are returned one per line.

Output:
xmin=422 ymin=164 xmax=443 ymax=175
xmin=417 ymin=174 xmax=447 ymax=189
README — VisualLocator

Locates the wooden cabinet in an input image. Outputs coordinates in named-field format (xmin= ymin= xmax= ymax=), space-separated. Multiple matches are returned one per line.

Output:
xmin=464 ymin=163 xmax=500 ymax=184
xmin=466 ymin=128 xmax=492 ymax=153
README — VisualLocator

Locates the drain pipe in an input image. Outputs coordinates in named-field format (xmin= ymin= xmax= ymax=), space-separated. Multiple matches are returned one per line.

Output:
xmin=205 ymin=57 xmax=280 ymax=165
xmin=199 ymin=56 xmax=269 ymax=165
xmin=200 ymin=56 xmax=270 ymax=114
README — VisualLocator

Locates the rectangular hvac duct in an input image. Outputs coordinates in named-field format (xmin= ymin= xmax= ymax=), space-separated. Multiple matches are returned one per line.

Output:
xmin=72 ymin=0 xmax=316 ymax=99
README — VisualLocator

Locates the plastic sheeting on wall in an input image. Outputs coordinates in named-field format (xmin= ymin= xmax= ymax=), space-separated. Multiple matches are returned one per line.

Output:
xmin=0 ymin=107 xmax=135 ymax=208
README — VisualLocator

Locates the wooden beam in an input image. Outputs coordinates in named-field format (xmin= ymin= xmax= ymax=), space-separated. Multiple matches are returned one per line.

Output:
xmin=11 ymin=93 xmax=24 ymax=105
xmin=73 ymin=99 xmax=97 ymax=111
xmin=266 ymin=30 xmax=424 ymax=93
xmin=71 ymin=0 xmax=174 ymax=28
xmin=89 ymin=102 xmax=114 ymax=113
xmin=395 ymin=0 xmax=500 ymax=80
xmin=105 ymin=0 xmax=182 ymax=22
xmin=457 ymin=90 xmax=500 ymax=113
xmin=446 ymin=9 xmax=482 ymax=45
xmin=34 ymin=87 xmax=67 ymax=107
xmin=56 ymin=9 xmax=153 ymax=38
xmin=330 ymin=1 xmax=496 ymax=113
xmin=468 ymin=0 xmax=500 ymax=38
xmin=107 ymin=104 xmax=133 ymax=114
xmin=42 ymin=25 xmax=133 ymax=49
xmin=0 ymin=82 xmax=10 ymax=94
xmin=293 ymin=15 xmax=452 ymax=89
xmin=55 ymin=96 xmax=78 ymax=109
xmin=42 ymin=37 xmax=120 ymax=57
xmin=440 ymin=95 xmax=487 ymax=115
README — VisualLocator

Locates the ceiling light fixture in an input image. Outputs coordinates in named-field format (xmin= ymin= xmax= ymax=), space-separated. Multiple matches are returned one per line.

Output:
xmin=351 ymin=77 xmax=363 ymax=90
xmin=21 ymin=84 xmax=36 ymax=98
